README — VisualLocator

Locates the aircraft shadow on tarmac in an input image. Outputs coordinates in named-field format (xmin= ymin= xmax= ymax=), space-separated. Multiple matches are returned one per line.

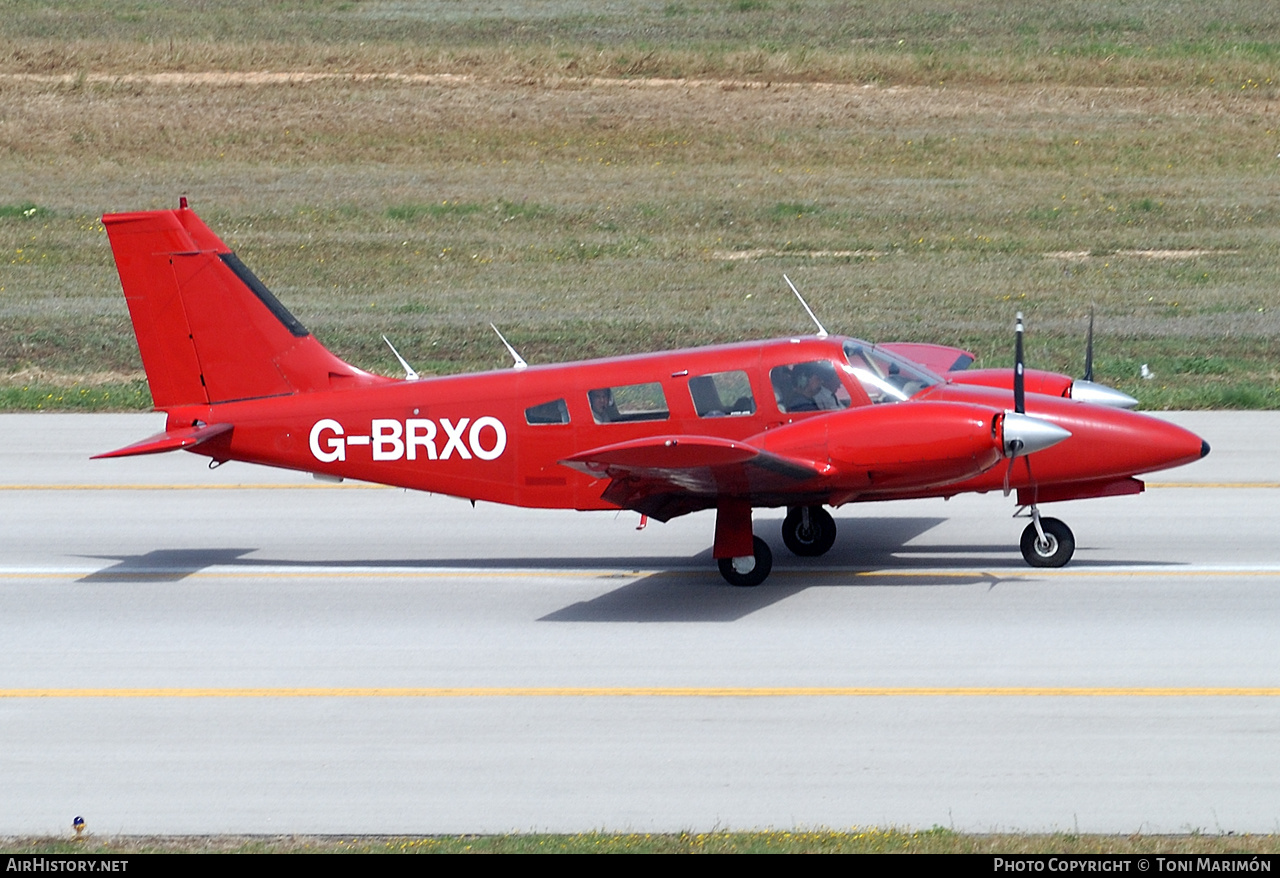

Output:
xmin=541 ymin=517 xmax=1180 ymax=622
xmin=74 ymin=516 xmax=1180 ymax=622
xmin=77 ymin=547 xmax=261 ymax=583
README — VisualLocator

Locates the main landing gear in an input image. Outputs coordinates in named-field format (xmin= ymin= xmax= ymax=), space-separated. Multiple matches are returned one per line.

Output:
xmin=713 ymin=499 xmax=775 ymax=587
xmin=717 ymin=537 xmax=773 ymax=587
xmin=781 ymin=505 xmax=837 ymax=557
xmin=1019 ymin=505 xmax=1075 ymax=568
xmin=714 ymin=503 xmax=838 ymax=587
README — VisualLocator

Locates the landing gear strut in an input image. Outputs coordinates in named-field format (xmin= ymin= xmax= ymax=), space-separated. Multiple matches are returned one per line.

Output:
xmin=713 ymin=499 xmax=773 ymax=586
xmin=1019 ymin=506 xmax=1075 ymax=567
xmin=781 ymin=505 xmax=837 ymax=557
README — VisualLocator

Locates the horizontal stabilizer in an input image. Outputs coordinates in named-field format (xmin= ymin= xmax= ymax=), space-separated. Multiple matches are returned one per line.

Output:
xmin=92 ymin=422 xmax=233 ymax=459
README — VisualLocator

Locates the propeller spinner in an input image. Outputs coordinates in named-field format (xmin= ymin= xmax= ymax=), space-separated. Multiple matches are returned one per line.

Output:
xmin=1070 ymin=308 xmax=1139 ymax=409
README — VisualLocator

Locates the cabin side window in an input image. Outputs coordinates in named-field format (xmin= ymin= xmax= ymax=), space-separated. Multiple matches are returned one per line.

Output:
xmin=525 ymin=399 xmax=570 ymax=425
xmin=587 ymin=382 xmax=669 ymax=424
xmin=688 ymin=371 xmax=755 ymax=418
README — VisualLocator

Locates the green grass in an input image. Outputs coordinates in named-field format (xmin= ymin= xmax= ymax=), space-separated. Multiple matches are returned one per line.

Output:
xmin=0 ymin=381 xmax=149 ymax=412
xmin=0 ymin=202 xmax=46 ymax=219
xmin=386 ymin=202 xmax=487 ymax=221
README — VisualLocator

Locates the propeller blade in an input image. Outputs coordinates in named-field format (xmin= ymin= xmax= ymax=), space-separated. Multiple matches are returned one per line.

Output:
xmin=1005 ymin=454 xmax=1036 ymax=499
xmin=1001 ymin=412 xmax=1070 ymax=496
xmin=1013 ymin=311 xmax=1025 ymax=415
xmin=1070 ymin=307 xmax=1140 ymax=408
xmin=1083 ymin=307 xmax=1095 ymax=382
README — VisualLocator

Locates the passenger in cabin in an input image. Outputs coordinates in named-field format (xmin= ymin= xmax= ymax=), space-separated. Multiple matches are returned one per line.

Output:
xmin=813 ymin=362 xmax=850 ymax=409
xmin=588 ymin=387 xmax=622 ymax=423
xmin=771 ymin=365 xmax=811 ymax=412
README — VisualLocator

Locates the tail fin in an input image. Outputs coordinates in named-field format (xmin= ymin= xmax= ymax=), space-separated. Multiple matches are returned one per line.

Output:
xmin=103 ymin=204 xmax=391 ymax=410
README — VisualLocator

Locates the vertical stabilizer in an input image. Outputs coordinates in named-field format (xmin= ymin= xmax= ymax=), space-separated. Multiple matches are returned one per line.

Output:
xmin=103 ymin=205 xmax=391 ymax=409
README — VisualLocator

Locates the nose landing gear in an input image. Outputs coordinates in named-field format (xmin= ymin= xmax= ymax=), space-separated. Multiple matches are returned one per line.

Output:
xmin=1019 ymin=506 xmax=1075 ymax=567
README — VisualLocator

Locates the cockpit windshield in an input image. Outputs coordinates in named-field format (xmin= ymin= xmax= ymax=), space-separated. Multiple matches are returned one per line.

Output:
xmin=843 ymin=340 xmax=941 ymax=403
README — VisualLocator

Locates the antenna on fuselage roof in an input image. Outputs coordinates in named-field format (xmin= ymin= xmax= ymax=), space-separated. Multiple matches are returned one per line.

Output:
xmin=783 ymin=274 xmax=829 ymax=339
xmin=382 ymin=335 xmax=420 ymax=380
xmin=490 ymin=323 xmax=528 ymax=370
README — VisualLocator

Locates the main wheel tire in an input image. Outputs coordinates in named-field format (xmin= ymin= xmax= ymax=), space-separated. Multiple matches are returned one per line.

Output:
xmin=1020 ymin=517 xmax=1075 ymax=568
xmin=718 ymin=536 xmax=773 ymax=587
xmin=781 ymin=506 xmax=837 ymax=557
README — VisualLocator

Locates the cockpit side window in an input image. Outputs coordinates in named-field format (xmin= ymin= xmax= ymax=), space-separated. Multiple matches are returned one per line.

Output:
xmin=688 ymin=371 xmax=755 ymax=418
xmin=769 ymin=361 xmax=852 ymax=413
xmin=842 ymin=341 xmax=939 ymax=403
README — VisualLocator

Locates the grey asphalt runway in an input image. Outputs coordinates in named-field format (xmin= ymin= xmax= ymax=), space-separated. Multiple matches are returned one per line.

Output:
xmin=2 ymin=411 xmax=1278 ymax=835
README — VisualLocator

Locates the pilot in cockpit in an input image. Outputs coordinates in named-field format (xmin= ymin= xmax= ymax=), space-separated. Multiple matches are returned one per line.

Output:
xmin=795 ymin=363 xmax=841 ymax=411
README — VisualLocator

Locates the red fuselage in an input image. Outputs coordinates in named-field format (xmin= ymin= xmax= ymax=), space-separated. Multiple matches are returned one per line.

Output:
xmin=160 ymin=335 xmax=1204 ymax=515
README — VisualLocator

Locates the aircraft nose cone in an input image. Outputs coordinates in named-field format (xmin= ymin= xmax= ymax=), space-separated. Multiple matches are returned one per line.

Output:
xmin=1057 ymin=410 xmax=1209 ymax=478
xmin=1071 ymin=379 xmax=1140 ymax=409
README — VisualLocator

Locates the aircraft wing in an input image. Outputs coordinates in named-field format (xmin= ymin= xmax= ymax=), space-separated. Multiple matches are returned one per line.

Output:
xmin=560 ymin=435 xmax=829 ymax=521
xmin=878 ymin=342 xmax=975 ymax=373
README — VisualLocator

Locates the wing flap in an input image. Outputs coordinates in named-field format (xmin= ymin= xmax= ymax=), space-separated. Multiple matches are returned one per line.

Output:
xmin=560 ymin=435 xmax=828 ymax=520
xmin=562 ymin=435 xmax=752 ymax=473
xmin=92 ymin=422 xmax=233 ymax=459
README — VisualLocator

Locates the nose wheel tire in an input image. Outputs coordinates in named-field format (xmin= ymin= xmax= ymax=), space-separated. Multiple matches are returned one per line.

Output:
xmin=1020 ymin=517 xmax=1075 ymax=568
xmin=718 ymin=537 xmax=773 ymax=587
xmin=781 ymin=506 xmax=837 ymax=557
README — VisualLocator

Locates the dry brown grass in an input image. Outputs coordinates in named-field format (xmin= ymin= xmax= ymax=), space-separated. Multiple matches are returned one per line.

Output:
xmin=4 ymin=72 xmax=1273 ymax=167
xmin=6 ymin=38 xmax=1278 ymax=89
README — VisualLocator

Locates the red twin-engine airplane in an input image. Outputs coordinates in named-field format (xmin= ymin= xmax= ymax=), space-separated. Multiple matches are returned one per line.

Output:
xmin=97 ymin=202 xmax=1209 ymax=586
